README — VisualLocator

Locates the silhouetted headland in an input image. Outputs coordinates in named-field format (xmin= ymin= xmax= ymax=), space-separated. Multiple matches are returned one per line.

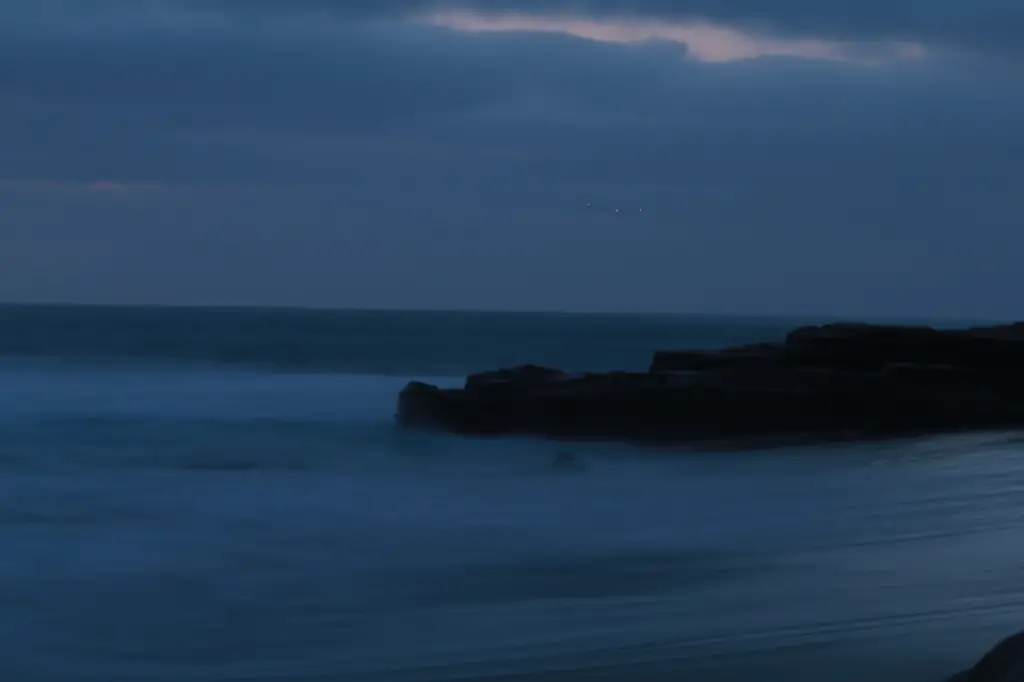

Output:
xmin=396 ymin=321 xmax=1024 ymax=448
xmin=947 ymin=629 xmax=1024 ymax=682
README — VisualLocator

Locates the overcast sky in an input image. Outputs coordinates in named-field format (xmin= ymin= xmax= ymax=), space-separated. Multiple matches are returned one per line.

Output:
xmin=1 ymin=0 xmax=1021 ymax=317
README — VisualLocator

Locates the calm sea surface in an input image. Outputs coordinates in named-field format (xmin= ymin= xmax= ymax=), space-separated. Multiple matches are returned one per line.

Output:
xmin=0 ymin=305 xmax=1020 ymax=681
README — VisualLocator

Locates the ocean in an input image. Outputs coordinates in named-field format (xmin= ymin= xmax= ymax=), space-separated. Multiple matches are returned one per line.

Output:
xmin=1 ymin=304 xmax=1021 ymax=681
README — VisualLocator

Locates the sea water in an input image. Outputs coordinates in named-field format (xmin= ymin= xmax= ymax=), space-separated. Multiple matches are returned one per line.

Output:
xmin=0 ymin=305 xmax=1021 ymax=681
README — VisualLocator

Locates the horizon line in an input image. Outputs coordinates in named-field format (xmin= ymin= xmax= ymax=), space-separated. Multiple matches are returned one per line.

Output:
xmin=0 ymin=300 xmax=1002 ymax=325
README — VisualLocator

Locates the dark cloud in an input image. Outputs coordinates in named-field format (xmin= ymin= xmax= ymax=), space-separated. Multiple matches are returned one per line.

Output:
xmin=175 ymin=0 xmax=1024 ymax=56
xmin=1 ymin=0 xmax=1020 ymax=188
xmin=1 ymin=0 xmax=1020 ymax=194
xmin=0 ymin=23 xmax=493 ymax=133
xmin=2 ymin=0 xmax=1022 ymax=55
xmin=0 ymin=0 xmax=1021 ymax=316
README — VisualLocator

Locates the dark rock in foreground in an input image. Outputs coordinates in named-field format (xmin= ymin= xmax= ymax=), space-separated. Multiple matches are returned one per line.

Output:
xmin=396 ymin=322 xmax=1024 ymax=446
xmin=948 ymin=630 xmax=1024 ymax=682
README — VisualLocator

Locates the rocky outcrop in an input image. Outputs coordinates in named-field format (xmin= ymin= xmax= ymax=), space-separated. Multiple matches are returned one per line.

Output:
xmin=396 ymin=322 xmax=1024 ymax=446
xmin=948 ymin=630 xmax=1024 ymax=682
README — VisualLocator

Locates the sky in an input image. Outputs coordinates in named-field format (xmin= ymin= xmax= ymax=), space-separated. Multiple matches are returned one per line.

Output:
xmin=0 ymin=0 xmax=1022 ymax=318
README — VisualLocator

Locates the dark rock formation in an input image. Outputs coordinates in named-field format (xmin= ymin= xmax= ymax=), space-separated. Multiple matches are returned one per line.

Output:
xmin=396 ymin=322 xmax=1024 ymax=446
xmin=948 ymin=630 xmax=1024 ymax=682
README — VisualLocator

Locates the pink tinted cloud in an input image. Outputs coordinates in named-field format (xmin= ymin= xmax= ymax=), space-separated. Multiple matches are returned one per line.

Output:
xmin=0 ymin=178 xmax=167 ymax=196
xmin=424 ymin=11 xmax=926 ymax=65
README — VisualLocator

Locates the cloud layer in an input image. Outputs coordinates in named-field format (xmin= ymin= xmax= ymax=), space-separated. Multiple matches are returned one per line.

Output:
xmin=0 ymin=0 xmax=1021 ymax=316
xmin=6 ymin=0 xmax=1023 ymax=55
xmin=171 ymin=0 xmax=1024 ymax=56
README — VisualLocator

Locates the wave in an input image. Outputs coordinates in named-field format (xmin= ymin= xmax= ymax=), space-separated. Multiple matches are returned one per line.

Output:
xmin=0 ymin=361 xmax=426 ymax=416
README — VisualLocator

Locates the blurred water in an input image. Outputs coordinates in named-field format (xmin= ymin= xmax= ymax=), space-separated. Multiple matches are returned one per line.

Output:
xmin=0 ymin=306 xmax=1019 ymax=681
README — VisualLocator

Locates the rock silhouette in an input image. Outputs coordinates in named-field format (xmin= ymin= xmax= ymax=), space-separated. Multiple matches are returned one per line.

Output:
xmin=397 ymin=322 xmax=1024 ymax=447
xmin=948 ymin=630 xmax=1024 ymax=682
